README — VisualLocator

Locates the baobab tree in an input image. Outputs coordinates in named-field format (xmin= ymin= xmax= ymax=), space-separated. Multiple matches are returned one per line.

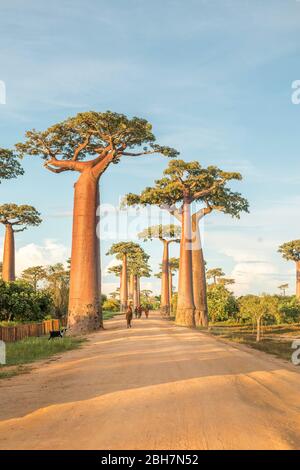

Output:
xmin=278 ymin=240 xmax=300 ymax=298
xmin=20 ymin=265 xmax=47 ymax=291
xmin=278 ymin=283 xmax=289 ymax=297
xmin=16 ymin=111 xmax=178 ymax=334
xmin=128 ymin=250 xmax=151 ymax=310
xmin=206 ymin=268 xmax=225 ymax=285
xmin=169 ymin=257 xmax=179 ymax=309
xmin=0 ymin=204 xmax=42 ymax=282
xmin=107 ymin=264 xmax=122 ymax=294
xmin=0 ymin=149 xmax=24 ymax=182
xmin=124 ymin=160 xmax=248 ymax=327
xmin=106 ymin=242 xmax=142 ymax=313
xmin=155 ymin=256 xmax=179 ymax=310
xmin=138 ymin=224 xmax=180 ymax=317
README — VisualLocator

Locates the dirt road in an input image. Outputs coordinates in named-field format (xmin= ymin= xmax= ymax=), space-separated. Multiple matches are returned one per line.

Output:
xmin=0 ymin=312 xmax=300 ymax=450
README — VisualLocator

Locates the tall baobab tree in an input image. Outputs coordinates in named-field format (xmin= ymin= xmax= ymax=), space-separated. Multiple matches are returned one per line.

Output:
xmin=127 ymin=250 xmax=151 ymax=310
xmin=0 ymin=204 xmax=42 ymax=282
xmin=139 ymin=224 xmax=180 ymax=317
xmin=278 ymin=240 xmax=300 ymax=298
xmin=106 ymin=242 xmax=142 ymax=313
xmin=169 ymin=257 xmax=179 ymax=309
xmin=0 ymin=149 xmax=24 ymax=182
xmin=16 ymin=111 xmax=178 ymax=334
xmin=155 ymin=256 xmax=179 ymax=311
xmin=107 ymin=264 xmax=122 ymax=294
xmin=124 ymin=160 xmax=248 ymax=327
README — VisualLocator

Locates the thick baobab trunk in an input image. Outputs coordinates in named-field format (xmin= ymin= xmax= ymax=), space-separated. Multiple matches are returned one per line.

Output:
xmin=129 ymin=273 xmax=134 ymax=303
xmin=96 ymin=186 xmax=102 ymax=318
xmin=137 ymin=276 xmax=141 ymax=307
xmin=68 ymin=170 xmax=102 ymax=335
xmin=176 ymin=198 xmax=195 ymax=327
xmin=133 ymin=275 xmax=139 ymax=310
xmin=296 ymin=261 xmax=300 ymax=299
xmin=169 ymin=267 xmax=173 ymax=314
xmin=120 ymin=254 xmax=128 ymax=313
xmin=160 ymin=240 xmax=170 ymax=317
xmin=192 ymin=215 xmax=208 ymax=327
xmin=2 ymin=224 xmax=15 ymax=282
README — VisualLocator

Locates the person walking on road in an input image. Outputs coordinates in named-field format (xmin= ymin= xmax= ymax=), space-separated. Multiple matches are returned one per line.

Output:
xmin=126 ymin=305 xmax=133 ymax=328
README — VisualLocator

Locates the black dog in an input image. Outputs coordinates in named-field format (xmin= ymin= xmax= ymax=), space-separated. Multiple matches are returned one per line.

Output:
xmin=48 ymin=328 xmax=67 ymax=340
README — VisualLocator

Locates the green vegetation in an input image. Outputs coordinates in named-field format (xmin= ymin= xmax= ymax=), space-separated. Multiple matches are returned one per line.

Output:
xmin=0 ymin=280 xmax=53 ymax=322
xmin=207 ymin=323 xmax=300 ymax=362
xmin=102 ymin=310 xmax=121 ymax=320
xmin=207 ymin=283 xmax=238 ymax=323
xmin=0 ymin=148 xmax=24 ymax=182
xmin=0 ymin=336 xmax=85 ymax=379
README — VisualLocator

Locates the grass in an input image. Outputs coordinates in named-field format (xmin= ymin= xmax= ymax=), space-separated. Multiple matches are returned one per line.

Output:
xmin=102 ymin=310 xmax=122 ymax=320
xmin=205 ymin=323 xmax=300 ymax=363
xmin=0 ymin=335 xmax=85 ymax=380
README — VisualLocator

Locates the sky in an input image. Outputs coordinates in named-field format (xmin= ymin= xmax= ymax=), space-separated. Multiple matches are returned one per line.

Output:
xmin=1 ymin=0 xmax=300 ymax=296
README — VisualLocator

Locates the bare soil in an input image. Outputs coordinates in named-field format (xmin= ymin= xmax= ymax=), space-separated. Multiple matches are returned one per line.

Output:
xmin=0 ymin=312 xmax=300 ymax=450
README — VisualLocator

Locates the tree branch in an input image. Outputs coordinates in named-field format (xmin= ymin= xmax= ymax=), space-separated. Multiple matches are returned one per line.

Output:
xmin=43 ymin=157 xmax=86 ymax=173
xmin=192 ymin=178 xmax=226 ymax=201
xmin=91 ymin=150 xmax=116 ymax=179
xmin=160 ymin=203 xmax=182 ymax=222
xmin=72 ymin=134 xmax=92 ymax=161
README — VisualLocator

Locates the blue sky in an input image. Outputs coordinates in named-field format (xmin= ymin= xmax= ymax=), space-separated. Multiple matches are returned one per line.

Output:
xmin=1 ymin=0 xmax=300 ymax=295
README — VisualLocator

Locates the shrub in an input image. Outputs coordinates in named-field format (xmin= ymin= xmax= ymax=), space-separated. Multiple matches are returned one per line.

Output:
xmin=0 ymin=280 xmax=53 ymax=322
xmin=102 ymin=298 xmax=120 ymax=312
xmin=207 ymin=284 xmax=238 ymax=322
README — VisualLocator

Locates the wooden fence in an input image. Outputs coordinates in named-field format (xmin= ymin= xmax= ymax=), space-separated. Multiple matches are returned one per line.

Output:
xmin=0 ymin=319 xmax=61 ymax=342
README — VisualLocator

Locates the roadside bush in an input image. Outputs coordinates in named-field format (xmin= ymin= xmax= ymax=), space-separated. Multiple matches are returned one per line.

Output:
xmin=278 ymin=296 xmax=300 ymax=323
xmin=102 ymin=298 xmax=120 ymax=312
xmin=0 ymin=280 xmax=53 ymax=322
xmin=207 ymin=284 xmax=238 ymax=322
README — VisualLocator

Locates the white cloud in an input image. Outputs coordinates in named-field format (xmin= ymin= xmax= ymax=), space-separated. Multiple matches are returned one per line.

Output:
xmin=0 ymin=239 xmax=70 ymax=275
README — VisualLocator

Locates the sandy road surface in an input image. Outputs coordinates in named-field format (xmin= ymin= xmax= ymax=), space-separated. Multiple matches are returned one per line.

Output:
xmin=0 ymin=312 xmax=300 ymax=450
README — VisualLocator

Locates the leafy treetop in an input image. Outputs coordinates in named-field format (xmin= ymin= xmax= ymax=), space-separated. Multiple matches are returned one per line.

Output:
xmin=0 ymin=204 xmax=42 ymax=232
xmin=138 ymin=224 xmax=181 ymax=242
xmin=16 ymin=111 xmax=178 ymax=179
xmin=107 ymin=265 xmax=122 ymax=277
xmin=106 ymin=241 xmax=143 ymax=259
xmin=0 ymin=149 xmax=24 ymax=182
xmin=278 ymin=240 xmax=300 ymax=262
xmin=169 ymin=257 xmax=179 ymax=271
xmin=124 ymin=159 xmax=249 ymax=220
xmin=206 ymin=268 xmax=225 ymax=283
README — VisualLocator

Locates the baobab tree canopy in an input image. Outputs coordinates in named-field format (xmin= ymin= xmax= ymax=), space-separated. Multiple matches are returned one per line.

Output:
xmin=128 ymin=255 xmax=151 ymax=277
xmin=16 ymin=111 xmax=179 ymax=176
xmin=138 ymin=224 xmax=181 ymax=242
xmin=107 ymin=265 xmax=122 ymax=277
xmin=0 ymin=148 xmax=24 ymax=182
xmin=207 ymin=268 xmax=225 ymax=283
xmin=278 ymin=240 xmax=300 ymax=262
xmin=0 ymin=204 xmax=42 ymax=231
xmin=106 ymin=241 xmax=143 ymax=259
xmin=125 ymin=159 xmax=249 ymax=216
